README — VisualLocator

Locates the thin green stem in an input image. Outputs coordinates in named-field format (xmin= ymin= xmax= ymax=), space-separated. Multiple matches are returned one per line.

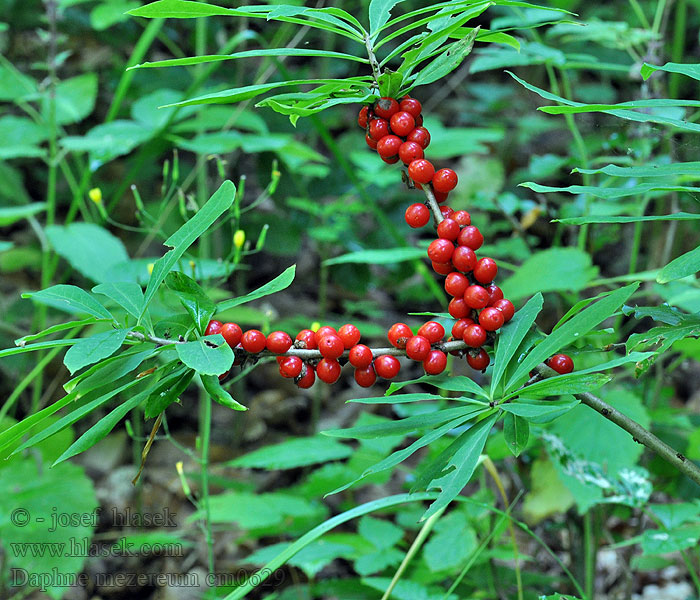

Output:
xmin=628 ymin=0 xmax=652 ymax=28
xmin=669 ymin=0 xmax=686 ymax=98
xmin=652 ymin=0 xmax=668 ymax=35
xmin=199 ymin=392 xmax=215 ymax=576
xmin=681 ymin=549 xmax=700 ymax=597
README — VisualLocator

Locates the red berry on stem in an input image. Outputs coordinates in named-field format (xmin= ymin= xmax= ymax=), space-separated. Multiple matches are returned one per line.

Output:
xmin=407 ymin=126 xmax=430 ymax=149
xmin=388 ymin=322 xmax=413 ymax=349
xmin=354 ymin=365 xmax=377 ymax=387
xmin=437 ymin=218 xmax=460 ymax=241
xmin=464 ymin=285 xmax=489 ymax=309
xmin=453 ymin=210 xmax=471 ymax=227
xmin=405 ymin=203 xmax=430 ymax=228
xmin=474 ymin=257 xmax=498 ymax=284
xmin=492 ymin=299 xmax=515 ymax=322
xmin=486 ymin=284 xmax=504 ymax=304
xmin=433 ymin=190 xmax=449 ymax=203
xmin=432 ymin=168 xmax=458 ymax=194
xmin=374 ymin=355 xmax=401 ymax=379
xmin=417 ymin=321 xmax=445 ymax=344
xmin=439 ymin=205 xmax=454 ymax=219
xmin=451 ymin=317 xmax=474 ymax=339
xmin=432 ymin=261 xmax=454 ymax=276
xmin=405 ymin=335 xmax=431 ymax=361
xmin=408 ymin=159 xmax=435 ymax=184
xmin=547 ymin=354 xmax=574 ymax=375
xmin=448 ymin=297 xmax=470 ymax=319
xmin=445 ymin=272 xmax=469 ymax=297
xmin=369 ymin=118 xmax=389 ymax=141
xmin=467 ymin=349 xmax=490 ymax=371
xmin=205 ymin=320 xmax=223 ymax=336
xmin=220 ymin=322 xmax=243 ymax=347
xmin=296 ymin=329 xmax=317 ymax=349
xmin=338 ymin=324 xmax=361 ymax=349
xmin=382 ymin=155 xmax=400 ymax=164
xmin=479 ymin=307 xmax=505 ymax=331
xmin=349 ymin=344 xmax=373 ymax=369
xmin=296 ymin=364 xmax=316 ymax=388
xmin=317 ymin=358 xmax=341 ymax=384
xmin=374 ymin=97 xmax=399 ymax=119
xmin=318 ymin=334 xmax=344 ymax=360
xmin=457 ymin=226 xmax=484 ymax=250
xmin=358 ymin=105 xmax=369 ymax=128
xmin=427 ymin=238 xmax=454 ymax=263
xmin=266 ymin=330 xmax=292 ymax=354
xmin=399 ymin=141 xmax=424 ymax=164
xmin=463 ymin=324 xmax=487 ymax=348
xmin=241 ymin=329 xmax=266 ymax=353
xmin=452 ymin=246 xmax=477 ymax=272
xmin=366 ymin=134 xmax=378 ymax=150
xmin=389 ymin=111 xmax=415 ymax=136
xmin=415 ymin=114 xmax=424 ymax=126
xmin=399 ymin=97 xmax=422 ymax=118
xmin=315 ymin=326 xmax=338 ymax=345
xmin=376 ymin=134 xmax=402 ymax=159
xmin=279 ymin=356 xmax=303 ymax=378
xmin=423 ymin=350 xmax=447 ymax=375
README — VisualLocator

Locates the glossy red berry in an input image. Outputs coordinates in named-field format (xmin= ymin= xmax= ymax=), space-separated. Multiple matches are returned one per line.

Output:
xmin=358 ymin=105 xmax=369 ymax=128
xmin=241 ymin=329 xmax=266 ymax=353
xmin=405 ymin=335 xmax=431 ymax=361
xmin=338 ymin=324 xmax=361 ymax=349
xmin=266 ymin=330 xmax=292 ymax=354
xmin=427 ymin=238 xmax=454 ymax=263
xmin=423 ymin=350 xmax=447 ymax=375
xmin=432 ymin=168 xmax=458 ymax=194
xmin=296 ymin=329 xmax=317 ymax=349
xmin=492 ymin=299 xmax=515 ymax=322
xmin=318 ymin=334 xmax=344 ymax=360
xmin=205 ymin=320 xmax=223 ymax=336
xmin=220 ymin=322 xmax=243 ymax=347
xmin=439 ymin=205 xmax=454 ymax=219
xmin=486 ymin=284 xmax=504 ymax=304
xmin=369 ymin=118 xmax=389 ymax=141
xmin=374 ymin=97 xmax=399 ymax=120
xmin=451 ymin=246 xmax=477 ymax=272
xmin=399 ymin=141 xmax=424 ymax=164
xmin=417 ymin=321 xmax=445 ymax=344
xmin=437 ymin=218 xmax=460 ymax=241
xmin=389 ymin=111 xmax=415 ymax=136
xmin=354 ymin=365 xmax=377 ymax=387
xmin=279 ymin=356 xmax=303 ymax=378
xmin=479 ymin=307 xmax=505 ymax=331
xmin=314 ymin=326 xmax=338 ymax=345
xmin=376 ymin=134 xmax=402 ymax=159
xmin=457 ymin=226 xmax=484 ymax=250
xmin=448 ymin=297 xmax=470 ymax=319
xmin=399 ymin=97 xmax=422 ymax=118
xmin=467 ymin=349 xmax=490 ymax=371
xmin=388 ymin=322 xmax=413 ymax=349
xmin=374 ymin=355 xmax=401 ymax=379
xmin=317 ymin=358 xmax=341 ymax=384
xmin=408 ymin=159 xmax=435 ymax=184
xmin=366 ymin=134 xmax=378 ymax=149
xmin=452 ymin=210 xmax=471 ymax=227
xmin=451 ymin=317 xmax=474 ymax=339
xmin=415 ymin=114 xmax=424 ymax=126
xmin=432 ymin=261 xmax=454 ymax=276
xmin=407 ymin=126 xmax=430 ymax=149
xmin=405 ymin=203 xmax=430 ymax=228
xmin=547 ymin=354 xmax=574 ymax=375
xmin=463 ymin=324 xmax=487 ymax=348
xmin=464 ymin=285 xmax=490 ymax=310
xmin=433 ymin=190 xmax=449 ymax=203
xmin=444 ymin=272 xmax=469 ymax=297
xmin=295 ymin=364 xmax=315 ymax=388
xmin=349 ymin=344 xmax=373 ymax=369
xmin=473 ymin=257 xmax=498 ymax=284
xmin=382 ymin=155 xmax=400 ymax=164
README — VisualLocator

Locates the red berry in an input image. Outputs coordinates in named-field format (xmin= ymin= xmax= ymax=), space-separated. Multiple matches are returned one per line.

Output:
xmin=358 ymin=105 xmax=369 ymax=129
xmin=317 ymin=358 xmax=341 ymax=384
xmin=432 ymin=168 xmax=458 ymax=194
xmin=389 ymin=111 xmax=415 ymax=136
xmin=369 ymin=118 xmax=389 ymax=141
xmin=295 ymin=364 xmax=315 ymax=388
xmin=473 ymin=257 xmax=498 ymax=284
xmin=444 ymin=272 xmax=469 ymax=297
xmin=423 ymin=350 xmax=447 ymax=375
xmin=315 ymin=326 xmax=338 ymax=345
xmin=388 ymin=322 xmax=413 ymax=349
xmin=218 ymin=369 xmax=231 ymax=382
xmin=374 ymin=355 xmax=401 ymax=379
xmin=241 ymin=329 xmax=266 ymax=353
xmin=437 ymin=218 xmax=460 ymax=241
xmin=492 ymin=299 xmax=515 ymax=322
xmin=338 ymin=324 xmax=361 ymax=349
xmin=479 ymin=307 xmax=505 ymax=331
xmin=399 ymin=141 xmax=424 ymax=164
xmin=453 ymin=210 xmax=471 ymax=226
xmin=405 ymin=335 xmax=431 ymax=361
xmin=405 ymin=203 xmax=430 ymax=228
xmin=205 ymin=320 xmax=223 ymax=336
xmin=296 ymin=329 xmax=317 ymax=349
xmin=463 ymin=324 xmax=487 ymax=348
xmin=464 ymin=285 xmax=489 ymax=309
xmin=451 ymin=246 xmax=477 ymax=272
xmin=547 ymin=354 xmax=574 ymax=375
xmin=407 ymin=126 xmax=430 ymax=149
xmin=451 ymin=317 xmax=474 ymax=339
xmin=408 ymin=159 xmax=435 ymax=184
xmin=417 ymin=321 xmax=445 ymax=344
xmin=439 ymin=205 xmax=454 ymax=219
xmin=427 ymin=238 xmax=454 ymax=263
xmin=382 ymin=155 xmax=400 ymax=164
xmin=366 ymin=134 xmax=378 ymax=149
xmin=220 ymin=322 xmax=242 ymax=347
xmin=318 ymin=334 xmax=344 ymax=359
xmin=376 ymin=134 xmax=402 ymax=158
xmin=399 ymin=97 xmax=422 ymax=118
xmin=486 ymin=284 xmax=504 ymax=305
xmin=457 ymin=226 xmax=483 ymax=250
xmin=374 ymin=97 xmax=399 ymax=120
xmin=467 ymin=349 xmax=490 ymax=371
xmin=448 ymin=297 xmax=470 ymax=319
xmin=433 ymin=190 xmax=449 ymax=204
xmin=432 ymin=261 xmax=454 ymax=276
xmin=279 ymin=356 xmax=303 ymax=378
xmin=266 ymin=330 xmax=292 ymax=354
xmin=354 ymin=365 xmax=377 ymax=387
xmin=349 ymin=344 xmax=373 ymax=369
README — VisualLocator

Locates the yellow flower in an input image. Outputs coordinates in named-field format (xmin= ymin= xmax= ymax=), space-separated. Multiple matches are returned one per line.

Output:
xmin=88 ymin=188 xmax=102 ymax=204
xmin=233 ymin=229 xmax=246 ymax=249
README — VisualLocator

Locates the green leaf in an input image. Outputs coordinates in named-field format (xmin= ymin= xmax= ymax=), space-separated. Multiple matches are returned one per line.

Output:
xmin=522 ymin=457 xmax=574 ymax=524
xmin=0 ymin=339 xmax=78 ymax=360
xmin=324 ymin=247 xmax=424 ymax=266
xmin=200 ymin=374 xmax=247 ymax=411
xmin=506 ymin=283 xmax=639 ymax=390
xmin=491 ymin=293 xmax=543 ymax=395
xmin=92 ymin=282 xmax=144 ymax=319
xmin=47 ymin=73 xmax=98 ymax=125
xmin=60 ymin=120 xmax=153 ymax=164
xmin=423 ymin=510 xmax=477 ymax=572
xmin=216 ymin=264 xmax=295 ymax=312
xmin=129 ymin=0 xmax=233 ymax=17
xmin=522 ymin=181 xmax=700 ymax=200
xmin=501 ymin=397 xmax=580 ymax=424
xmin=229 ymin=436 xmax=352 ymax=470
xmin=641 ymin=525 xmax=700 ymax=555
xmin=14 ymin=317 xmax=103 ymax=345
xmin=141 ymin=180 xmax=235 ymax=317
xmin=503 ymin=413 xmax=528 ymax=457
xmin=175 ymin=335 xmax=233 ymax=376
xmin=412 ymin=26 xmax=479 ymax=88
xmin=165 ymin=271 xmax=215 ymax=334
xmin=369 ymin=0 xmax=406 ymax=37
xmin=512 ymin=372 xmax=612 ymax=399
xmin=144 ymin=368 xmax=194 ymax=418
xmin=63 ymin=329 xmax=129 ymax=374
xmin=573 ymin=162 xmax=700 ymax=179
xmin=348 ymin=392 xmax=446 ymax=404
xmin=46 ymin=223 xmax=130 ymax=284
xmin=90 ymin=0 xmax=141 ymax=29
xmin=386 ymin=372 xmax=490 ymax=400
xmin=555 ymin=212 xmax=700 ymax=225
xmin=0 ymin=60 xmax=37 ymax=101
xmin=0 ymin=202 xmax=46 ymax=226
xmin=67 ymin=345 xmax=156 ymax=394
xmin=539 ymin=99 xmax=700 ymax=115
xmin=641 ymin=61 xmax=700 ymax=82
xmin=23 ymin=284 xmax=113 ymax=320
xmin=657 ymin=246 xmax=700 ymax=284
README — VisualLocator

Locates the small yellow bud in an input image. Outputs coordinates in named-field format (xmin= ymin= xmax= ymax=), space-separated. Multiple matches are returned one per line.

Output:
xmin=520 ymin=206 xmax=542 ymax=230
xmin=310 ymin=321 xmax=321 ymax=333
xmin=176 ymin=461 xmax=191 ymax=496
xmin=189 ymin=260 xmax=196 ymax=269
xmin=147 ymin=263 xmax=154 ymax=275
xmin=88 ymin=187 xmax=102 ymax=204
xmin=233 ymin=229 xmax=246 ymax=249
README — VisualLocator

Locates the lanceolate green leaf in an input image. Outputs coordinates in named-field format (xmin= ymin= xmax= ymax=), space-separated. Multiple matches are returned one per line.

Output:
xmin=140 ymin=180 xmax=235 ymax=318
xmin=503 ymin=413 xmax=528 ymax=457
xmin=201 ymin=374 xmax=247 ymax=411
xmin=386 ymin=372 xmax=489 ymax=399
xmin=540 ymin=99 xmax=700 ymax=114
xmin=521 ymin=181 xmax=700 ymax=200
xmin=573 ymin=162 xmax=700 ymax=178
xmin=129 ymin=0 xmax=232 ymax=18
xmin=324 ymin=247 xmax=424 ymax=266
xmin=369 ymin=0 xmax=407 ymax=38
xmin=63 ymin=328 xmax=130 ymax=374
xmin=641 ymin=61 xmax=700 ymax=82
xmin=501 ymin=397 xmax=580 ymax=423
xmin=93 ymin=282 xmax=144 ymax=319
xmin=175 ymin=334 xmax=234 ymax=375
xmin=216 ymin=264 xmax=296 ymax=312
xmin=14 ymin=318 xmax=104 ymax=345
xmin=411 ymin=26 xmax=479 ymax=88
xmin=509 ymin=372 xmax=612 ymax=399
xmin=657 ymin=246 xmax=700 ymax=284
xmin=0 ymin=202 xmax=46 ymax=226
xmin=0 ymin=339 xmax=79 ymax=359
xmin=165 ymin=271 xmax=215 ymax=334
xmin=23 ymin=284 xmax=113 ymax=320
xmin=555 ymin=213 xmax=700 ymax=225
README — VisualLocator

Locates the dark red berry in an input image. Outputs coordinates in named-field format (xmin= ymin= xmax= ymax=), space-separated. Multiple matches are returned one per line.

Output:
xmin=218 ymin=369 xmax=231 ymax=382
xmin=399 ymin=140 xmax=424 ymax=164
xmin=349 ymin=344 xmax=373 ymax=369
xmin=338 ymin=324 xmax=361 ymax=349
xmin=415 ymin=114 xmax=424 ymax=126
xmin=432 ymin=168 xmax=458 ymax=194
xmin=399 ymin=97 xmax=422 ymax=118
xmin=547 ymin=354 xmax=574 ymax=375
xmin=417 ymin=321 xmax=445 ymax=344
xmin=492 ymin=299 xmax=515 ymax=322
xmin=464 ymin=285 xmax=489 ymax=309
xmin=205 ymin=320 xmax=223 ymax=336
xmin=376 ymin=134 xmax=402 ymax=158
xmin=473 ymin=257 xmax=498 ymax=284
xmin=241 ymin=329 xmax=266 ymax=353
xmin=432 ymin=261 xmax=454 ymax=276
xmin=405 ymin=203 xmax=430 ymax=228
xmin=266 ymin=330 xmax=292 ymax=354
xmin=451 ymin=246 xmax=477 ymax=272
xmin=354 ymin=365 xmax=377 ymax=387
xmin=366 ymin=134 xmax=378 ymax=149
xmin=479 ymin=307 xmax=505 ymax=331
xmin=467 ymin=349 xmax=490 ymax=371
xmin=486 ymin=284 xmax=504 ymax=304
xmin=451 ymin=317 xmax=474 ymax=339
xmin=427 ymin=238 xmax=454 ymax=263
xmin=220 ymin=322 xmax=242 ymax=347
xmin=463 ymin=324 xmax=487 ymax=348
xmin=423 ymin=350 xmax=447 ymax=375
xmin=374 ymin=97 xmax=399 ymax=120
xmin=295 ymin=364 xmax=316 ymax=388
xmin=317 ymin=358 xmax=341 ymax=384
xmin=444 ymin=272 xmax=469 ymax=297
xmin=314 ymin=326 xmax=338 ymax=345
xmin=407 ymin=126 xmax=430 ymax=149
xmin=296 ymin=329 xmax=317 ymax=349
xmin=388 ymin=322 xmax=413 ymax=349
xmin=437 ymin=218 xmax=460 ymax=241
xmin=457 ymin=226 xmax=484 ymax=250
xmin=389 ymin=111 xmax=415 ymax=136
xmin=439 ymin=205 xmax=454 ymax=219
xmin=318 ymin=334 xmax=344 ymax=359
xmin=405 ymin=335 xmax=431 ymax=361
xmin=374 ymin=355 xmax=401 ymax=379
xmin=433 ymin=190 xmax=449 ymax=203
xmin=382 ymin=155 xmax=400 ymax=164
xmin=448 ymin=297 xmax=470 ymax=319
xmin=369 ymin=118 xmax=389 ymax=141
xmin=358 ymin=105 xmax=369 ymax=129
xmin=408 ymin=159 xmax=435 ymax=184
xmin=279 ymin=356 xmax=303 ymax=378
xmin=452 ymin=210 xmax=471 ymax=226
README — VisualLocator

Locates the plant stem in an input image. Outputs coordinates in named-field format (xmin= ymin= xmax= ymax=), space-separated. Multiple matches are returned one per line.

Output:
xmin=199 ymin=392 xmax=215 ymax=576
xmin=584 ymin=510 xmax=596 ymax=600
xmin=364 ymin=33 xmax=381 ymax=89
